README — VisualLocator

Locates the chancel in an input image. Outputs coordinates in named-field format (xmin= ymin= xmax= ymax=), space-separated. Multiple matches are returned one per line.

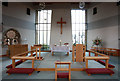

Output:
xmin=0 ymin=1 xmax=120 ymax=81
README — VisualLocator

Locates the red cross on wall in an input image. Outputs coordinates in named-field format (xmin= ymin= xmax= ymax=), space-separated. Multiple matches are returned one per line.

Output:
xmin=57 ymin=17 xmax=66 ymax=34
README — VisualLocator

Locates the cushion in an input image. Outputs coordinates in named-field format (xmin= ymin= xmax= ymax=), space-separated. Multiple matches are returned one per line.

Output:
xmin=57 ymin=72 xmax=69 ymax=78
xmin=6 ymin=60 xmax=23 ymax=68
xmin=6 ymin=68 xmax=34 ymax=74
xmin=86 ymin=68 xmax=114 ymax=74
xmin=97 ymin=60 xmax=115 ymax=68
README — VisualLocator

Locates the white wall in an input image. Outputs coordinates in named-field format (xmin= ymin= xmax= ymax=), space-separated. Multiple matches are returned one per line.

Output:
xmin=2 ymin=2 xmax=35 ymax=54
xmin=46 ymin=3 xmax=73 ymax=49
xmin=87 ymin=2 xmax=119 ymax=49
xmin=87 ymin=26 xmax=118 ymax=49
xmin=50 ymin=8 xmax=72 ymax=49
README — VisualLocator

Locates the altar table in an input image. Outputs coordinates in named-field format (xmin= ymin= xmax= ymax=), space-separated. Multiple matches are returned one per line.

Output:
xmin=51 ymin=45 xmax=70 ymax=56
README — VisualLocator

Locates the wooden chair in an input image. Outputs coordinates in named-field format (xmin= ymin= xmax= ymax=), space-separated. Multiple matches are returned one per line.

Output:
xmin=55 ymin=61 xmax=71 ymax=81
xmin=34 ymin=44 xmax=43 ymax=60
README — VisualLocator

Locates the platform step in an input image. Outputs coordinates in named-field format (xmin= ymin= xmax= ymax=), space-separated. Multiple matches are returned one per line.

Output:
xmin=6 ymin=68 xmax=34 ymax=75
xmin=57 ymin=72 xmax=69 ymax=78
xmin=86 ymin=68 xmax=114 ymax=75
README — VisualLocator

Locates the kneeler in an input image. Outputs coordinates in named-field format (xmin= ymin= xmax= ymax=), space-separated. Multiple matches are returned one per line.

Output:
xmin=55 ymin=61 xmax=71 ymax=81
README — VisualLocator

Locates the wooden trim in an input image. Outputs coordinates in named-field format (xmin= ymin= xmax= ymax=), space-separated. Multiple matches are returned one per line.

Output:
xmin=85 ymin=56 xmax=109 ymax=60
xmin=34 ymin=68 xmax=85 ymax=71
xmin=0 ymin=54 xmax=8 ymax=57
xmin=12 ymin=56 xmax=35 ymax=60
xmin=35 ymin=68 xmax=55 ymax=71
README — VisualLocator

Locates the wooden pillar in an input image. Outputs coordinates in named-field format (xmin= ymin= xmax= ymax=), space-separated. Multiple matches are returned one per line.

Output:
xmin=12 ymin=59 xmax=15 ymax=68
xmin=89 ymin=52 xmax=91 ymax=56
xmin=86 ymin=59 xmax=88 ymax=68
xmin=67 ymin=52 xmax=69 ymax=56
xmin=72 ymin=45 xmax=75 ymax=62
xmin=69 ymin=64 xmax=71 ymax=81
xmin=39 ymin=47 xmax=41 ymax=59
xmin=36 ymin=48 xmax=38 ymax=59
xmin=52 ymin=52 xmax=54 ymax=56
xmin=32 ymin=59 xmax=34 ymax=68
xmin=105 ymin=59 xmax=109 ymax=68
xmin=31 ymin=46 xmax=33 ymax=56
xmin=55 ymin=64 xmax=57 ymax=80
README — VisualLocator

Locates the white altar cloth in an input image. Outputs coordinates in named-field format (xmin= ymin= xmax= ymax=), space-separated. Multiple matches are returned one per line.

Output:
xmin=51 ymin=45 xmax=70 ymax=53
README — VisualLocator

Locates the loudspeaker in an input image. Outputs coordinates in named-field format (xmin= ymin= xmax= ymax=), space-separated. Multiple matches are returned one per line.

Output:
xmin=27 ymin=8 xmax=30 ymax=15
xmin=93 ymin=7 xmax=97 ymax=15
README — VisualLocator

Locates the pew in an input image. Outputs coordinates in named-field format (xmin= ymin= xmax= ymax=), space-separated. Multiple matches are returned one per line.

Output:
xmin=91 ymin=47 xmax=120 ymax=56
xmin=85 ymin=50 xmax=114 ymax=76
xmin=6 ymin=56 xmax=35 ymax=75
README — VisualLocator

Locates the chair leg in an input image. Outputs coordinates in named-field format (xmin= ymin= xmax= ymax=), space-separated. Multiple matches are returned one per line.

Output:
xmin=52 ymin=52 xmax=54 ymax=56
xmin=8 ymin=73 xmax=11 ymax=75
xmin=110 ymin=74 xmax=113 ymax=76
xmin=88 ymin=74 xmax=91 ymax=76
xmin=67 ymin=52 xmax=69 ymax=56
xmin=29 ymin=73 xmax=32 ymax=76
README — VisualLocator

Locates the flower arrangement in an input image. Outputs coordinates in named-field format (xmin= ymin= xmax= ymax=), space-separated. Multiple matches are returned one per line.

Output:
xmin=92 ymin=36 xmax=102 ymax=46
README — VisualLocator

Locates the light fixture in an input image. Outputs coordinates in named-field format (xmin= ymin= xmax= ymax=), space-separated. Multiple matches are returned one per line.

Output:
xmin=38 ymin=2 xmax=45 ymax=10
xmin=79 ymin=2 xmax=85 ymax=9
xmin=34 ymin=2 xmax=45 ymax=11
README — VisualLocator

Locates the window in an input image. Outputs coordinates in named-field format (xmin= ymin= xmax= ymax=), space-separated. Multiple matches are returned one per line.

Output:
xmin=35 ymin=10 xmax=52 ymax=47
xmin=71 ymin=10 xmax=86 ymax=44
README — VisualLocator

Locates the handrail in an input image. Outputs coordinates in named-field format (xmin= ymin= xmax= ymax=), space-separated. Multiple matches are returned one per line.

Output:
xmin=15 ymin=50 xmax=36 ymax=56
xmin=88 ymin=50 xmax=108 ymax=56
xmin=12 ymin=56 xmax=35 ymax=60
xmin=85 ymin=56 xmax=109 ymax=60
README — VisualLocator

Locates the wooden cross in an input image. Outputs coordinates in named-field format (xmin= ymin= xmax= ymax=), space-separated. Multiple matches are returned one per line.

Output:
xmin=57 ymin=17 xmax=66 ymax=34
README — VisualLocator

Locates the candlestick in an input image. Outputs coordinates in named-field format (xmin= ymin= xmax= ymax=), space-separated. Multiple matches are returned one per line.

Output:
xmin=60 ymin=40 xmax=61 ymax=46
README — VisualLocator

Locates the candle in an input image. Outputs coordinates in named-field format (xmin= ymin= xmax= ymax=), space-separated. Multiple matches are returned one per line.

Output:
xmin=60 ymin=40 xmax=61 ymax=42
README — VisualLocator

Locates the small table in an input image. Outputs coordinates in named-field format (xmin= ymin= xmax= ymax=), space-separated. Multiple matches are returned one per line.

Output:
xmin=51 ymin=45 xmax=70 ymax=56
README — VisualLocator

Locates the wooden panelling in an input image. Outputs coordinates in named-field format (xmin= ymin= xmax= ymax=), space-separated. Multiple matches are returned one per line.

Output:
xmin=76 ymin=44 xmax=83 ymax=62
xmin=8 ymin=44 xmax=28 ymax=57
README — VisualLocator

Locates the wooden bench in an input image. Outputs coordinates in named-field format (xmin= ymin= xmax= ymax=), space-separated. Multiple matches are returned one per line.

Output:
xmin=91 ymin=47 xmax=120 ymax=56
xmin=6 ymin=53 xmax=36 ymax=69
xmin=6 ymin=56 xmax=35 ymax=75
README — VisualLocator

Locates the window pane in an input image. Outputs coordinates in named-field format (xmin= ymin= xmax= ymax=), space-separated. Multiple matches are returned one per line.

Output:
xmin=71 ymin=9 xmax=86 ymax=44
xmin=36 ymin=10 xmax=52 ymax=47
